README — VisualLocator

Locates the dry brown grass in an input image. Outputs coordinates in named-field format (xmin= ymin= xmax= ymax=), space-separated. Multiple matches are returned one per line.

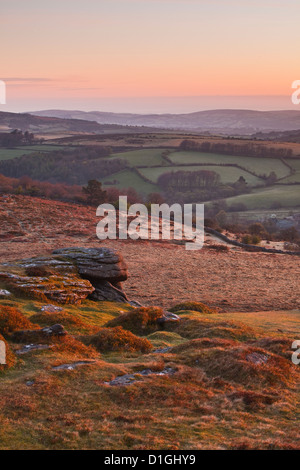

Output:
xmin=106 ymin=307 xmax=164 ymax=335
xmin=80 ymin=326 xmax=153 ymax=353
xmin=0 ymin=305 xmax=38 ymax=337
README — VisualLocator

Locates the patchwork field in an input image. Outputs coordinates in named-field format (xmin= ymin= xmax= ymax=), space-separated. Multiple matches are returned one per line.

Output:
xmin=169 ymin=151 xmax=291 ymax=179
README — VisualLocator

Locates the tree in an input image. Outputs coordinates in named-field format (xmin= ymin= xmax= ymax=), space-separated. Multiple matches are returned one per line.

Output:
xmin=82 ymin=180 xmax=107 ymax=206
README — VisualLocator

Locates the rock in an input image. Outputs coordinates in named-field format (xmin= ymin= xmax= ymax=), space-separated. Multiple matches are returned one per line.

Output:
xmin=129 ymin=300 xmax=143 ymax=308
xmin=52 ymin=247 xmax=129 ymax=303
xmin=90 ymin=281 xmax=128 ymax=303
xmin=41 ymin=305 xmax=63 ymax=313
xmin=52 ymin=247 xmax=128 ymax=283
xmin=0 ymin=247 xmax=129 ymax=304
xmin=0 ymin=271 xmax=94 ymax=305
xmin=246 ymin=352 xmax=269 ymax=365
xmin=105 ymin=367 xmax=176 ymax=386
xmin=16 ymin=344 xmax=53 ymax=355
xmin=0 ymin=289 xmax=11 ymax=298
xmin=52 ymin=360 xmax=96 ymax=371
xmin=11 ymin=324 xmax=67 ymax=343
xmin=157 ymin=311 xmax=181 ymax=326
xmin=153 ymin=347 xmax=172 ymax=354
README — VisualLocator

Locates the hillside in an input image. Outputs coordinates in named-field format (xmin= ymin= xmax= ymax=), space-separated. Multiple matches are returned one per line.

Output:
xmin=32 ymin=109 xmax=300 ymax=135
xmin=0 ymin=111 xmax=158 ymax=137
xmin=0 ymin=242 xmax=299 ymax=450
xmin=1 ymin=195 xmax=299 ymax=313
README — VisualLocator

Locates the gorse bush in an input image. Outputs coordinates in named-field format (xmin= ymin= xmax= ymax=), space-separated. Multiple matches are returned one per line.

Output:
xmin=0 ymin=305 xmax=37 ymax=337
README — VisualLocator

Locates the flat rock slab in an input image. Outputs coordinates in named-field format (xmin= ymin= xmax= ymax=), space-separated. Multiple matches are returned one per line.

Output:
xmin=52 ymin=360 xmax=97 ymax=371
xmin=52 ymin=247 xmax=128 ymax=283
xmin=105 ymin=367 xmax=176 ymax=386
xmin=16 ymin=344 xmax=53 ymax=355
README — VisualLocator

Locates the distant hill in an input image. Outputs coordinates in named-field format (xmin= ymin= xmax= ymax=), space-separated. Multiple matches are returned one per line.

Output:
xmin=32 ymin=109 xmax=300 ymax=135
xmin=252 ymin=128 xmax=300 ymax=143
xmin=0 ymin=111 xmax=150 ymax=135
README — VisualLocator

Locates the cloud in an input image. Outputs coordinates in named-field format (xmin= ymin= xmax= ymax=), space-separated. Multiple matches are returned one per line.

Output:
xmin=2 ymin=78 xmax=55 ymax=83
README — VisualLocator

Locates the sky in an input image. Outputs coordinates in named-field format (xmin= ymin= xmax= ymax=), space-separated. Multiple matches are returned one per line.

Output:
xmin=1 ymin=0 xmax=300 ymax=113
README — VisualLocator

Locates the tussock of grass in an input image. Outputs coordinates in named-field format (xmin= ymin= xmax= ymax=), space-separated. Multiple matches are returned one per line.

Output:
xmin=80 ymin=327 xmax=152 ymax=354
xmin=174 ymin=315 xmax=258 ymax=342
xmin=29 ymin=311 xmax=95 ymax=334
xmin=177 ymin=343 xmax=293 ymax=388
xmin=105 ymin=307 xmax=164 ymax=335
xmin=51 ymin=335 xmax=99 ymax=358
xmin=0 ymin=305 xmax=38 ymax=337
xmin=251 ymin=337 xmax=294 ymax=359
xmin=169 ymin=301 xmax=216 ymax=315
xmin=146 ymin=331 xmax=186 ymax=348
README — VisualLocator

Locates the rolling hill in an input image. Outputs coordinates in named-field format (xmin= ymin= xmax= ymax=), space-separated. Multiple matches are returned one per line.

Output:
xmin=32 ymin=109 xmax=300 ymax=135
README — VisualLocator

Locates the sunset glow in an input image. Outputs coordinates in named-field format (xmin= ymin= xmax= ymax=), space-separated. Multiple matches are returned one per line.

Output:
xmin=1 ymin=0 xmax=300 ymax=112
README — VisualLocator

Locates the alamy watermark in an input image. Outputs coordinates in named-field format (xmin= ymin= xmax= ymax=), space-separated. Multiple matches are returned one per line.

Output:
xmin=0 ymin=340 xmax=6 ymax=365
xmin=96 ymin=196 xmax=204 ymax=251
xmin=0 ymin=80 xmax=6 ymax=105
xmin=292 ymin=341 xmax=300 ymax=365
xmin=292 ymin=80 xmax=300 ymax=105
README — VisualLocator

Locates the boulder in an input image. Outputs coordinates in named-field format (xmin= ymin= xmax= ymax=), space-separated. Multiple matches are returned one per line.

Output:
xmin=0 ymin=247 xmax=129 ymax=304
xmin=52 ymin=247 xmax=128 ymax=303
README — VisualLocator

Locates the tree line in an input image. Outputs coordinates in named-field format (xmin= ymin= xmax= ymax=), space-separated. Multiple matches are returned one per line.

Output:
xmin=179 ymin=139 xmax=293 ymax=158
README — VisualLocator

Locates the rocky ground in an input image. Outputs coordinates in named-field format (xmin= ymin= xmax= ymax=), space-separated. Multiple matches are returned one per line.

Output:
xmin=1 ymin=195 xmax=300 ymax=313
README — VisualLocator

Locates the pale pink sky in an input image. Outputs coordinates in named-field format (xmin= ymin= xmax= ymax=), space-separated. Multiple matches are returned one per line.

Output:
xmin=1 ymin=0 xmax=299 ymax=112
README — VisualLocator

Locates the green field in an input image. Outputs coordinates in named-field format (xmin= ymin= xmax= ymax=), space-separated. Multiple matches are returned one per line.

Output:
xmin=212 ymin=184 xmax=300 ymax=210
xmin=110 ymin=149 xmax=170 ymax=167
xmin=101 ymin=169 xmax=158 ymax=194
xmin=0 ymin=145 xmax=67 ymax=161
xmin=139 ymin=165 xmax=263 ymax=186
xmin=280 ymin=159 xmax=300 ymax=183
xmin=169 ymin=151 xmax=291 ymax=179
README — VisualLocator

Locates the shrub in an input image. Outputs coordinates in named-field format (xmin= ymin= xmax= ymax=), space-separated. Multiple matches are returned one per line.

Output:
xmin=169 ymin=302 xmax=215 ymax=315
xmin=0 ymin=305 xmax=37 ymax=337
xmin=242 ymin=234 xmax=261 ymax=245
xmin=80 ymin=326 xmax=152 ymax=353
xmin=52 ymin=335 xmax=98 ymax=357
xmin=105 ymin=307 xmax=164 ymax=335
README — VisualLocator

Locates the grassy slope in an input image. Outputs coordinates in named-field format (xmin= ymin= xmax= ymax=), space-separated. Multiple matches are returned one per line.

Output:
xmin=140 ymin=165 xmax=262 ymax=186
xmin=110 ymin=149 xmax=170 ymax=167
xmin=101 ymin=169 xmax=158 ymax=194
xmin=213 ymin=185 xmax=300 ymax=210
xmin=0 ymin=294 xmax=299 ymax=450
xmin=169 ymin=151 xmax=291 ymax=179
xmin=0 ymin=145 xmax=67 ymax=161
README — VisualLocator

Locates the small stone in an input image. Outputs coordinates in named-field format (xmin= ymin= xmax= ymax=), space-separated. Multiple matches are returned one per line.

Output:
xmin=41 ymin=305 xmax=63 ymax=313
xmin=0 ymin=289 xmax=11 ymax=298
xmin=246 ymin=352 xmax=269 ymax=365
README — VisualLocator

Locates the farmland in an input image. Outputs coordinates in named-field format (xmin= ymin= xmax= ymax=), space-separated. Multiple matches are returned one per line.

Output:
xmin=0 ymin=144 xmax=68 ymax=161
